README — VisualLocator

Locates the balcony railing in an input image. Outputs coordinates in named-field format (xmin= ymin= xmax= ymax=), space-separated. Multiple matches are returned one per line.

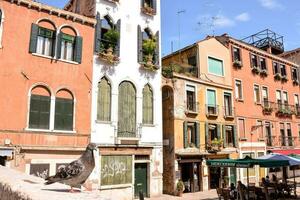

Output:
xmin=185 ymin=101 xmax=199 ymax=114
xmin=206 ymin=104 xmax=219 ymax=117
xmin=276 ymin=103 xmax=294 ymax=117
xmin=223 ymin=106 xmax=235 ymax=119
xmin=206 ymin=138 xmax=223 ymax=153
xmin=262 ymin=101 xmax=274 ymax=114
xmin=295 ymin=105 xmax=300 ymax=117
xmin=279 ymin=136 xmax=295 ymax=147
xmin=265 ymin=135 xmax=274 ymax=147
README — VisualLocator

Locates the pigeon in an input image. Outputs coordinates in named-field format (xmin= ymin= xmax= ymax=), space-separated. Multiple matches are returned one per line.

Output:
xmin=45 ymin=143 xmax=97 ymax=192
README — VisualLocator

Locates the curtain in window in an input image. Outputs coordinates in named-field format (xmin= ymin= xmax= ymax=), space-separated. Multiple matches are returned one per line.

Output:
xmin=208 ymin=57 xmax=223 ymax=76
xmin=66 ymin=42 xmax=73 ymax=60
xmin=36 ymin=36 xmax=44 ymax=55
xmin=143 ymin=84 xmax=153 ymax=124
xmin=207 ymin=90 xmax=216 ymax=105
xmin=118 ymin=81 xmax=136 ymax=137
xmin=97 ymin=78 xmax=111 ymax=121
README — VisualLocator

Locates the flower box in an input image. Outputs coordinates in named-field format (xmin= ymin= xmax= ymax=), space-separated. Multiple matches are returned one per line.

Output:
xmin=260 ymin=69 xmax=268 ymax=76
xmin=251 ymin=66 xmax=260 ymax=74
xmin=274 ymin=73 xmax=282 ymax=80
xmin=141 ymin=6 xmax=156 ymax=16
xmin=233 ymin=60 xmax=242 ymax=68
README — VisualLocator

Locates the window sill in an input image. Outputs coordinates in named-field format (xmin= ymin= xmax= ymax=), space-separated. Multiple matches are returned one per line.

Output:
xmin=25 ymin=128 xmax=76 ymax=134
xmin=236 ymin=98 xmax=244 ymax=102
xmin=58 ymin=59 xmax=79 ymax=65
xmin=255 ymin=102 xmax=262 ymax=105
xmin=142 ymin=124 xmax=155 ymax=127
xmin=95 ymin=120 xmax=112 ymax=124
xmin=32 ymin=53 xmax=54 ymax=60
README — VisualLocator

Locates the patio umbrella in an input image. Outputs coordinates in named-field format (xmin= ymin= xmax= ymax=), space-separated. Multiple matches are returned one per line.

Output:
xmin=207 ymin=156 xmax=289 ymax=199
xmin=258 ymin=153 xmax=300 ymax=197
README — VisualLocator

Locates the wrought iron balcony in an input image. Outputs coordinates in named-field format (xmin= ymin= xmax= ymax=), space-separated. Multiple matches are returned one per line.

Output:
xmin=279 ymin=136 xmax=296 ymax=147
xmin=223 ymin=106 xmax=235 ymax=119
xmin=295 ymin=106 xmax=300 ymax=117
xmin=206 ymin=104 xmax=219 ymax=117
xmin=262 ymin=101 xmax=274 ymax=115
xmin=275 ymin=103 xmax=294 ymax=117
xmin=185 ymin=101 xmax=199 ymax=114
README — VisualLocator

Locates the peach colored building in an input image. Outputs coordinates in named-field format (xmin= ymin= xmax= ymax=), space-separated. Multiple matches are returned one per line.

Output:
xmin=162 ymin=37 xmax=238 ymax=194
xmin=0 ymin=0 xmax=95 ymax=179
xmin=217 ymin=30 xmax=300 ymax=183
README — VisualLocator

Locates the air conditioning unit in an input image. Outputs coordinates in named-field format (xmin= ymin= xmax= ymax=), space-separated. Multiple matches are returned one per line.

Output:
xmin=4 ymin=139 xmax=11 ymax=146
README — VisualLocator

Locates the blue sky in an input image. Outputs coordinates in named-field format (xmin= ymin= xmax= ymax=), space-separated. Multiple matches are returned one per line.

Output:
xmin=41 ymin=0 xmax=300 ymax=56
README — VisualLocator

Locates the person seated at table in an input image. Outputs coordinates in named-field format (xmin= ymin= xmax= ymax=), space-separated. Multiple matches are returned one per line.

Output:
xmin=229 ymin=183 xmax=237 ymax=199
xmin=272 ymin=174 xmax=278 ymax=183
xmin=261 ymin=177 xmax=267 ymax=187
xmin=237 ymin=181 xmax=246 ymax=190
xmin=265 ymin=175 xmax=270 ymax=183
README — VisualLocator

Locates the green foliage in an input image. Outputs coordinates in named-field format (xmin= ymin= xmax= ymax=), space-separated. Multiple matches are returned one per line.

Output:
xmin=143 ymin=37 xmax=157 ymax=55
xmin=211 ymin=138 xmax=223 ymax=146
xmin=176 ymin=180 xmax=184 ymax=192
xmin=103 ymin=29 xmax=120 ymax=49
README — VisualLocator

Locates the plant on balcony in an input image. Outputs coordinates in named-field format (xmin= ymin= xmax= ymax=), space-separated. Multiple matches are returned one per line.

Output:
xmin=233 ymin=60 xmax=242 ymax=68
xmin=260 ymin=69 xmax=268 ymax=76
xmin=162 ymin=65 xmax=173 ymax=78
xmin=251 ymin=66 xmax=260 ymax=74
xmin=211 ymin=138 xmax=223 ymax=151
xmin=99 ymin=29 xmax=120 ymax=64
xmin=277 ymin=108 xmax=293 ymax=117
xmin=141 ymin=2 xmax=156 ymax=16
xmin=274 ymin=73 xmax=282 ymax=80
xmin=141 ymin=37 xmax=159 ymax=71
xmin=293 ymin=79 xmax=299 ymax=85
xmin=176 ymin=180 xmax=185 ymax=197
xmin=262 ymin=107 xmax=273 ymax=114
xmin=281 ymin=76 xmax=288 ymax=82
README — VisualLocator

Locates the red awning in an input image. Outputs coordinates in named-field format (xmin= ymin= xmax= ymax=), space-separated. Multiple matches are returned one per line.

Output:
xmin=271 ymin=149 xmax=300 ymax=155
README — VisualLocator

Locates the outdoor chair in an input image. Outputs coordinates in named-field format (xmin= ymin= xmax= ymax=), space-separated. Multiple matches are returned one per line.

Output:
xmin=217 ymin=188 xmax=223 ymax=200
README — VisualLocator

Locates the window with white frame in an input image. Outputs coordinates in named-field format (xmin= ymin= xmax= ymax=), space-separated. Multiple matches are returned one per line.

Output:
xmin=254 ymin=84 xmax=260 ymax=104
xmin=235 ymin=80 xmax=243 ymax=100
xmin=208 ymin=57 xmax=224 ymax=76
xmin=60 ymin=33 xmax=75 ymax=61
xmin=262 ymin=87 xmax=269 ymax=105
xmin=238 ymin=118 xmax=246 ymax=139
xmin=186 ymin=85 xmax=196 ymax=112
xmin=294 ymin=94 xmax=300 ymax=115
xmin=36 ymin=27 xmax=55 ymax=56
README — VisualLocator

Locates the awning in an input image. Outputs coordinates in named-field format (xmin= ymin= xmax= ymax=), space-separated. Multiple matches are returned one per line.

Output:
xmin=207 ymin=156 xmax=289 ymax=168
xmin=258 ymin=153 xmax=300 ymax=166
xmin=0 ymin=148 xmax=13 ymax=157
xmin=271 ymin=149 xmax=300 ymax=155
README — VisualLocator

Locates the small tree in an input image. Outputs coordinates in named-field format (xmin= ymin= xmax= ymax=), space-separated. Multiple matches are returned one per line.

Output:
xmin=103 ymin=29 xmax=120 ymax=53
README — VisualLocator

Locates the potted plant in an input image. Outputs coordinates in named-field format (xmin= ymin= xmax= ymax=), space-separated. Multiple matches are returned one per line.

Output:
xmin=260 ymin=69 xmax=268 ymax=76
xmin=141 ymin=2 xmax=156 ymax=15
xmin=251 ymin=66 xmax=260 ymax=74
xmin=274 ymin=73 xmax=282 ymax=80
xmin=142 ymin=37 xmax=158 ymax=71
xmin=293 ymin=79 xmax=299 ymax=85
xmin=99 ymin=29 xmax=120 ymax=64
xmin=263 ymin=107 xmax=273 ymax=114
xmin=211 ymin=138 xmax=223 ymax=151
xmin=176 ymin=179 xmax=185 ymax=197
xmin=233 ymin=60 xmax=242 ymax=68
xmin=281 ymin=76 xmax=288 ymax=82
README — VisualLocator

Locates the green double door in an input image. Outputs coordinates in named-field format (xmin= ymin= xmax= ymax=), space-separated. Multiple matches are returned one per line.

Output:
xmin=134 ymin=163 xmax=148 ymax=198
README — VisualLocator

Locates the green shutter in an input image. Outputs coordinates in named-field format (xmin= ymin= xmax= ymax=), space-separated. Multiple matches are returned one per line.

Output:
xmin=29 ymin=95 xmax=50 ymax=129
xmin=217 ymin=124 xmax=221 ymax=139
xmin=233 ymin=125 xmax=238 ymax=148
xmin=56 ymin=32 xmax=62 ymax=59
xmin=205 ymin=122 xmax=209 ymax=148
xmin=29 ymin=23 xmax=39 ymax=53
xmin=97 ymin=78 xmax=111 ymax=121
xmin=155 ymin=31 xmax=160 ymax=66
xmin=54 ymin=97 xmax=74 ymax=131
xmin=153 ymin=0 xmax=157 ymax=14
xmin=195 ymin=122 xmax=200 ymax=148
xmin=208 ymin=57 xmax=224 ymax=76
xmin=74 ymin=36 xmax=83 ymax=63
xmin=115 ymin=19 xmax=121 ymax=57
xmin=223 ymin=125 xmax=227 ymax=147
xmin=207 ymin=90 xmax=216 ymax=105
xmin=137 ymin=25 xmax=143 ymax=63
xmin=94 ymin=12 xmax=102 ymax=53
xmin=183 ymin=121 xmax=188 ymax=148
xmin=118 ymin=82 xmax=136 ymax=137
xmin=142 ymin=85 xmax=153 ymax=124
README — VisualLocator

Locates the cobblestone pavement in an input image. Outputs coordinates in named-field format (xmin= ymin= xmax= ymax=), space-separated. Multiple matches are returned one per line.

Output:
xmin=148 ymin=190 xmax=218 ymax=200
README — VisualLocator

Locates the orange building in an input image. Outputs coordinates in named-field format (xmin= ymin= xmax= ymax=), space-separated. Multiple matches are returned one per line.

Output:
xmin=0 ymin=0 xmax=95 ymax=179
xmin=218 ymin=30 xmax=300 ymax=183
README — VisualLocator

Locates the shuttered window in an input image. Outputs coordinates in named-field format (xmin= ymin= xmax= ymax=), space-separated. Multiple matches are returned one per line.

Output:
xmin=29 ymin=95 xmax=51 ymax=129
xmin=118 ymin=81 xmax=136 ymax=137
xmin=97 ymin=77 xmax=111 ymax=121
xmin=208 ymin=57 xmax=224 ymax=76
xmin=54 ymin=97 xmax=74 ymax=131
xmin=36 ymin=27 xmax=55 ymax=56
xmin=142 ymin=84 xmax=153 ymax=124
xmin=60 ymin=33 xmax=75 ymax=61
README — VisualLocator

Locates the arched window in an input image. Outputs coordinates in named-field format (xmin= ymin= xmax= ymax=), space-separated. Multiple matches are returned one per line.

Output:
xmin=29 ymin=86 xmax=51 ymax=129
xmin=59 ymin=27 xmax=77 ymax=62
xmin=101 ymin=15 xmax=113 ymax=37
xmin=54 ymin=89 xmax=74 ymax=131
xmin=97 ymin=77 xmax=111 ymax=121
xmin=29 ymin=20 xmax=56 ymax=57
xmin=143 ymin=84 xmax=153 ymax=124
xmin=118 ymin=81 xmax=136 ymax=137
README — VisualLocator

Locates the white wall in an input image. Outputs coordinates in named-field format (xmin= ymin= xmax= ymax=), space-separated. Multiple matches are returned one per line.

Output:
xmin=91 ymin=0 xmax=162 ymax=147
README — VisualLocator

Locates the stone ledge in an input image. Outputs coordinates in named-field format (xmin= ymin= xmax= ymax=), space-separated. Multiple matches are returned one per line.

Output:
xmin=0 ymin=166 xmax=108 ymax=200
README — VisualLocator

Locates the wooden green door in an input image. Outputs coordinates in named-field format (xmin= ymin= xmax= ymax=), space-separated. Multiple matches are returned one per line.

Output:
xmin=134 ymin=163 xmax=148 ymax=198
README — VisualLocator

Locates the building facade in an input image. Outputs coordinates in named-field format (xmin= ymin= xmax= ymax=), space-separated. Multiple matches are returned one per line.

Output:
xmin=162 ymin=37 xmax=238 ymax=195
xmin=219 ymin=30 xmax=300 ymax=183
xmin=65 ymin=0 xmax=163 ymax=198
xmin=0 ymin=0 xmax=95 ymax=179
